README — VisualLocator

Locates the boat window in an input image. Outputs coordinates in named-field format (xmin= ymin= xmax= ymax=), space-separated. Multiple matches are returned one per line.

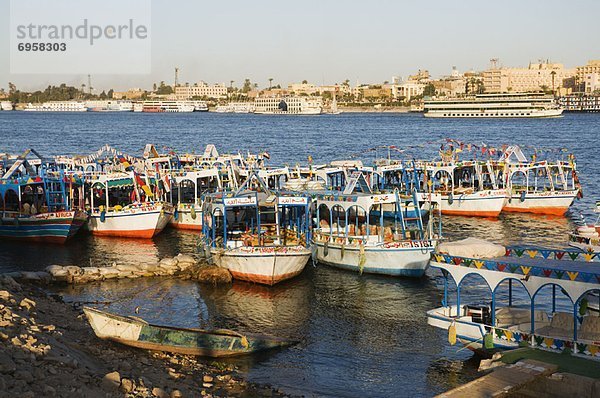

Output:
xmin=4 ymin=189 xmax=20 ymax=212
xmin=178 ymin=179 xmax=196 ymax=204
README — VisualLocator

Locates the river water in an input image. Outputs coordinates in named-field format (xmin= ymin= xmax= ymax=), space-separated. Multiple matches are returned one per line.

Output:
xmin=0 ymin=111 xmax=598 ymax=396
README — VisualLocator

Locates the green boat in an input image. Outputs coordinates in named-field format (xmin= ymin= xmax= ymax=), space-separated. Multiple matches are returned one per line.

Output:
xmin=83 ymin=306 xmax=296 ymax=358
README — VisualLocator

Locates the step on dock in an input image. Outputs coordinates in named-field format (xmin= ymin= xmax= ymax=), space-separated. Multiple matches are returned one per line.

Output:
xmin=436 ymin=359 xmax=558 ymax=398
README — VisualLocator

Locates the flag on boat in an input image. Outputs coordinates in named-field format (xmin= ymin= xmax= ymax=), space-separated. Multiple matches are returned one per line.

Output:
xmin=262 ymin=151 xmax=270 ymax=159
xmin=118 ymin=155 xmax=134 ymax=171
xmin=161 ymin=173 xmax=171 ymax=193
xmin=134 ymin=173 xmax=153 ymax=198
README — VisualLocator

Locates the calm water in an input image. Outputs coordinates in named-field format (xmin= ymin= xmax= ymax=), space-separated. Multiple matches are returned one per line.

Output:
xmin=0 ymin=112 xmax=599 ymax=397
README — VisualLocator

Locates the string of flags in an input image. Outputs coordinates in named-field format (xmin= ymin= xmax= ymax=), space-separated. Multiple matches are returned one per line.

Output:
xmin=346 ymin=138 xmax=573 ymax=161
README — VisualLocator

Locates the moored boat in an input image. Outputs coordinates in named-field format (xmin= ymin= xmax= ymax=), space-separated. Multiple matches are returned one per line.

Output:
xmin=427 ymin=239 xmax=600 ymax=358
xmin=85 ymin=172 xmax=173 ymax=239
xmin=569 ymin=201 xmax=600 ymax=252
xmin=500 ymin=146 xmax=581 ymax=216
xmin=83 ymin=306 xmax=295 ymax=357
xmin=202 ymin=173 xmax=312 ymax=285
xmin=0 ymin=150 xmax=87 ymax=243
xmin=312 ymin=172 xmax=439 ymax=277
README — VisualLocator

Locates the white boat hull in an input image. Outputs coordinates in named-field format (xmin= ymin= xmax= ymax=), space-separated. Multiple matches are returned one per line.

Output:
xmin=88 ymin=203 xmax=173 ymax=238
xmin=421 ymin=190 xmax=507 ymax=217
xmin=170 ymin=205 xmax=202 ymax=230
xmin=314 ymin=239 xmax=434 ymax=277
xmin=503 ymin=190 xmax=578 ymax=216
xmin=211 ymin=246 xmax=310 ymax=285
xmin=424 ymin=109 xmax=563 ymax=118
xmin=427 ymin=306 xmax=517 ymax=352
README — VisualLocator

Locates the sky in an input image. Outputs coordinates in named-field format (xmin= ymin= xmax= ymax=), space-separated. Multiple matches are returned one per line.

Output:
xmin=1 ymin=0 xmax=599 ymax=92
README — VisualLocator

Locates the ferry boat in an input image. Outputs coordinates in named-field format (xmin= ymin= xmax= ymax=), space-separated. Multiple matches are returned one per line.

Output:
xmin=0 ymin=150 xmax=87 ymax=243
xmin=312 ymin=172 xmax=439 ymax=277
xmin=254 ymin=96 xmax=322 ymax=115
xmin=427 ymin=239 xmax=600 ymax=359
xmin=0 ymin=101 xmax=13 ymax=111
xmin=190 ymin=100 xmax=208 ymax=112
xmin=141 ymin=101 xmax=195 ymax=113
xmin=202 ymin=173 xmax=312 ymax=285
xmin=215 ymin=102 xmax=255 ymax=113
xmin=23 ymin=101 xmax=88 ymax=112
xmin=500 ymin=146 xmax=580 ymax=216
xmin=86 ymin=100 xmax=133 ymax=112
xmin=85 ymin=172 xmax=173 ymax=238
xmin=413 ymin=160 xmax=507 ymax=218
xmin=569 ymin=201 xmax=600 ymax=252
xmin=423 ymin=93 xmax=563 ymax=118
xmin=168 ymin=168 xmax=222 ymax=230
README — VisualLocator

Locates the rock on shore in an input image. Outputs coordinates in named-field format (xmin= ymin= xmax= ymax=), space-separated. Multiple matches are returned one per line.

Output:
xmin=0 ymin=271 xmax=286 ymax=397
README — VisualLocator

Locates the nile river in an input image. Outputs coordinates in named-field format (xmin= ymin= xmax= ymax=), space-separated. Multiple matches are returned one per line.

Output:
xmin=0 ymin=111 xmax=598 ymax=396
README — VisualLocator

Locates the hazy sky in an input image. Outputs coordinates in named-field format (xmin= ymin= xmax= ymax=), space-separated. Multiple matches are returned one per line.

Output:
xmin=1 ymin=0 xmax=599 ymax=92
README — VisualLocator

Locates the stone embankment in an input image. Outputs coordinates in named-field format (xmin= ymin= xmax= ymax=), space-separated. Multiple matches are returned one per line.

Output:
xmin=0 ymin=273 xmax=287 ymax=397
xmin=2 ymin=254 xmax=232 ymax=286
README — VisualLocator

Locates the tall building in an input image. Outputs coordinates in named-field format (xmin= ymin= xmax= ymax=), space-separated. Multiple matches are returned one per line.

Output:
xmin=577 ymin=60 xmax=600 ymax=92
xmin=584 ymin=73 xmax=600 ymax=94
xmin=175 ymin=82 xmax=227 ymax=99
xmin=483 ymin=62 xmax=575 ymax=94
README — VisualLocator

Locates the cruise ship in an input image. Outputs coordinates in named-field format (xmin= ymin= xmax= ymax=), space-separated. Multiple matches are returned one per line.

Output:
xmin=215 ymin=102 xmax=256 ymax=113
xmin=0 ymin=101 xmax=13 ymax=111
xmin=141 ymin=101 xmax=195 ymax=113
xmin=254 ymin=96 xmax=322 ymax=115
xmin=86 ymin=100 xmax=134 ymax=112
xmin=22 ymin=101 xmax=88 ymax=112
xmin=423 ymin=93 xmax=563 ymax=118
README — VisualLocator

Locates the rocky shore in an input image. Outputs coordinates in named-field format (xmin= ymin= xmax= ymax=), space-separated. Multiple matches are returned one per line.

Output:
xmin=0 ymin=272 xmax=289 ymax=397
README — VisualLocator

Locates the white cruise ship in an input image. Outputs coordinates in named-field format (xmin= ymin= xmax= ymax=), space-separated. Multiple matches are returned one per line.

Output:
xmin=423 ymin=93 xmax=563 ymax=118
xmin=86 ymin=100 xmax=134 ymax=112
xmin=141 ymin=100 xmax=195 ymax=113
xmin=22 ymin=101 xmax=88 ymax=112
xmin=214 ymin=102 xmax=256 ymax=113
xmin=0 ymin=101 xmax=13 ymax=111
xmin=254 ymin=96 xmax=322 ymax=115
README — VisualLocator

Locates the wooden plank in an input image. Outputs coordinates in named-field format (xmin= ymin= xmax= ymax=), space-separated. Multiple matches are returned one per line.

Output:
xmin=437 ymin=359 xmax=558 ymax=398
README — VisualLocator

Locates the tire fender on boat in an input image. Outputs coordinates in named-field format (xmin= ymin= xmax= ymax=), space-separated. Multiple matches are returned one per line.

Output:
xmin=520 ymin=191 xmax=526 ymax=202
xmin=447 ymin=193 xmax=454 ymax=205
xmin=190 ymin=207 xmax=197 ymax=220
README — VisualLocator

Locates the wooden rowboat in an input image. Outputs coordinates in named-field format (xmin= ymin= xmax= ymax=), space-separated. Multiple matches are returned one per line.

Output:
xmin=83 ymin=306 xmax=295 ymax=357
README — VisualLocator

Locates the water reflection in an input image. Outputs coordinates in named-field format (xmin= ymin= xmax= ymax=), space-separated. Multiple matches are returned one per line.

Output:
xmin=442 ymin=212 xmax=575 ymax=248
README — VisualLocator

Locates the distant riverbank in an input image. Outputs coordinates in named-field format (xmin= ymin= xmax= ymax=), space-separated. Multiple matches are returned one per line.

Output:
xmin=339 ymin=105 xmax=413 ymax=113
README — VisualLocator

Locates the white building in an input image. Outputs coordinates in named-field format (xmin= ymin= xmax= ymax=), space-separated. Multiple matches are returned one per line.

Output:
xmin=584 ymin=73 xmax=600 ymax=94
xmin=390 ymin=81 xmax=425 ymax=101
xmin=175 ymin=82 xmax=228 ymax=99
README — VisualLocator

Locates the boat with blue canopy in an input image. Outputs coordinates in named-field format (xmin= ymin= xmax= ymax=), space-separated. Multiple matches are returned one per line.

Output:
xmin=0 ymin=149 xmax=87 ymax=243
xmin=427 ymin=239 xmax=600 ymax=359
xmin=201 ymin=172 xmax=312 ymax=285
xmin=312 ymin=171 xmax=440 ymax=277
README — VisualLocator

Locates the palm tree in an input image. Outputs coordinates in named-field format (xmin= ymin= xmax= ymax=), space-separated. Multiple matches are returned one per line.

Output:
xmin=268 ymin=78 xmax=273 ymax=90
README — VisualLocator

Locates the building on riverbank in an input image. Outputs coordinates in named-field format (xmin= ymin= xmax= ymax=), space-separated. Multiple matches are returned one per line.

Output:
xmin=483 ymin=61 xmax=575 ymax=95
xmin=175 ymin=82 xmax=228 ymax=99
